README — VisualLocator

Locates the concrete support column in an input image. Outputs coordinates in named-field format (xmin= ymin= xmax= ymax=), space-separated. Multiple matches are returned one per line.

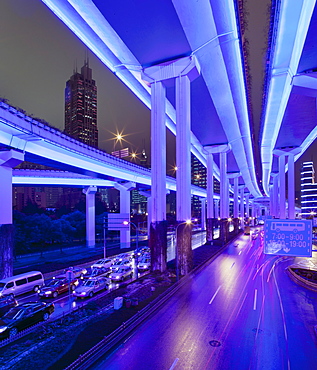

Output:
xmin=204 ymin=144 xmax=230 ymax=243
xmin=149 ymin=81 xmax=167 ymax=269
xmin=278 ymin=154 xmax=286 ymax=219
xmin=273 ymin=147 xmax=301 ymax=219
xmin=269 ymin=184 xmax=274 ymax=217
xmin=143 ymin=55 xmax=200 ymax=274
xmin=251 ymin=202 xmax=255 ymax=225
xmin=115 ymin=182 xmax=135 ymax=248
xmin=228 ymin=172 xmax=240 ymax=234
xmin=0 ymin=150 xmax=24 ymax=279
xmin=220 ymin=152 xmax=228 ymax=219
xmin=176 ymin=72 xmax=198 ymax=275
xmin=0 ymin=150 xmax=24 ymax=224
xmin=233 ymin=176 xmax=239 ymax=218
xmin=141 ymin=72 xmax=167 ymax=271
xmin=176 ymin=74 xmax=191 ymax=222
xmin=288 ymin=152 xmax=298 ymax=219
xmin=205 ymin=150 xmax=215 ymax=242
xmin=215 ymin=199 xmax=220 ymax=219
xmin=273 ymin=174 xmax=279 ymax=218
xmin=140 ymin=190 xmax=152 ymax=238
xmin=239 ymin=186 xmax=245 ymax=230
xmin=83 ymin=186 xmax=97 ymax=248
xmin=245 ymin=193 xmax=250 ymax=224
xmin=200 ymin=198 xmax=206 ymax=231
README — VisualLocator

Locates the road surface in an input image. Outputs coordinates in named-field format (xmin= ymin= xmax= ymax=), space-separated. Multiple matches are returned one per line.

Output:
xmin=92 ymin=232 xmax=317 ymax=370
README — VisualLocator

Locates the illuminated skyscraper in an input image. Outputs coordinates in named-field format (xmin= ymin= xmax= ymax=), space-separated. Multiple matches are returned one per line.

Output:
xmin=301 ymin=161 xmax=317 ymax=218
xmin=65 ymin=60 xmax=98 ymax=147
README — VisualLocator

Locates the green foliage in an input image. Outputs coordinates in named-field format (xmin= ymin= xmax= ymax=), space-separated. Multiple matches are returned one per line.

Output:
xmin=13 ymin=210 xmax=85 ymax=252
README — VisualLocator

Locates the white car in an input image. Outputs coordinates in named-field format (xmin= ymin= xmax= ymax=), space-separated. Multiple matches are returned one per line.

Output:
xmin=137 ymin=257 xmax=151 ymax=271
xmin=113 ymin=253 xmax=132 ymax=263
xmin=109 ymin=266 xmax=133 ymax=282
xmin=111 ymin=259 xmax=131 ymax=271
xmin=73 ymin=277 xmax=109 ymax=298
xmin=91 ymin=259 xmax=113 ymax=270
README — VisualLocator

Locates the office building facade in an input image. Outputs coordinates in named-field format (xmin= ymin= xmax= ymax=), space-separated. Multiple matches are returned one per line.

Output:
xmin=300 ymin=161 xmax=317 ymax=218
xmin=65 ymin=60 xmax=98 ymax=147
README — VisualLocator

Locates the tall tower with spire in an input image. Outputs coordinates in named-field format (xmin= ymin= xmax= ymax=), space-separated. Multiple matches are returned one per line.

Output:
xmin=64 ymin=59 xmax=98 ymax=147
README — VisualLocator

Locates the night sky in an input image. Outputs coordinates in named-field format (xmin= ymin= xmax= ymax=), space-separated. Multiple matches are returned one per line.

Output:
xmin=0 ymin=0 xmax=166 ymax=167
xmin=0 ymin=0 xmax=315 ymax=192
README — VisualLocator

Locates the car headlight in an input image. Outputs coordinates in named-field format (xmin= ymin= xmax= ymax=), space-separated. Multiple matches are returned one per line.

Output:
xmin=0 ymin=326 xmax=8 ymax=333
xmin=116 ymin=276 xmax=120 ymax=279
xmin=80 ymin=292 xmax=86 ymax=296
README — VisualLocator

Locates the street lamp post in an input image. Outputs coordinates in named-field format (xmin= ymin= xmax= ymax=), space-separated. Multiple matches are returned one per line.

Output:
xmin=175 ymin=220 xmax=192 ymax=281
xmin=103 ymin=216 xmax=107 ymax=259
xmin=123 ymin=220 xmax=139 ymax=276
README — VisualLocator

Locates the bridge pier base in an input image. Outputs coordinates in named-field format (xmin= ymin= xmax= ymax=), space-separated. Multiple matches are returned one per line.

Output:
xmin=150 ymin=221 xmax=167 ymax=273
xmin=176 ymin=222 xmax=193 ymax=276
xmin=220 ymin=219 xmax=228 ymax=243
xmin=206 ymin=217 xmax=215 ymax=243
xmin=0 ymin=225 xmax=14 ymax=279
xmin=233 ymin=217 xmax=239 ymax=235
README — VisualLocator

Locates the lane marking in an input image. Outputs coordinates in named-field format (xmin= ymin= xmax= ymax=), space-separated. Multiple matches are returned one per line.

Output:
xmin=235 ymin=292 xmax=248 ymax=320
xmin=209 ymin=285 xmax=221 ymax=305
xmin=253 ymin=289 xmax=257 ymax=310
xmin=230 ymin=262 xmax=235 ymax=269
xmin=169 ymin=358 xmax=179 ymax=370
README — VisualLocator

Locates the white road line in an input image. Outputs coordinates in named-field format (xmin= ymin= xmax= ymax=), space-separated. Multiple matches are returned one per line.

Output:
xmin=169 ymin=358 xmax=179 ymax=370
xmin=253 ymin=289 xmax=257 ymax=310
xmin=209 ymin=285 xmax=221 ymax=305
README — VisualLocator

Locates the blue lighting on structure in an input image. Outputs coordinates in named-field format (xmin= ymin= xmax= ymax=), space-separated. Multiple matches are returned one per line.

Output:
xmin=261 ymin=0 xmax=316 ymax=195
xmin=42 ymin=0 xmax=263 ymax=197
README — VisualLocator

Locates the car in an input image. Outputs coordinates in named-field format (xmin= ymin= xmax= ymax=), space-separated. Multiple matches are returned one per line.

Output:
xmin=0 ymin=301 xmax=54 ymax=339
xmin=0 ymin=296 xmax=18 ymax=318
xmin=91 ymin=259 xmax=113 ymax=270
xmin=84 ymin=267 xmax=110 ymax=279
xmin=137 ymin=256 xmax=151 ymax=271
xmin=38 ymin=277 xmax=79 ymax=298
xmin=109 ymin=266 xmax=133 ymax=282
xmin=133 ymin=247 xmax=151 ymax=259
xmin=111 ymin=259 xmax=131 ymax=271
xmin=113 ymin=253 xmax=132 ymax=263
xmin=73 ymin=277 xmax=109 ymax=299
xmin=61 ymin=266 xmax=87 ymax=279
xmin=141 ymin=247 xmax=151 ymax=255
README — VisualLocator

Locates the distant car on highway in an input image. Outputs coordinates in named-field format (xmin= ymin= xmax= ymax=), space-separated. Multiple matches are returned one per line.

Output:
xmin=113 ymin=253 xmax=132 ymax=263
xmin=38 ymin=277 xmax=79 ymax=298
xmin=91 ymin=259 xmax=113 ymax=270
xmin=84 ymin=267 xmax=110 ymax=279
xmin=0 ymin=301 xmax=54 ymax=339
xmin=111 ymin=259 xmax=131 ymax=271
xmin=0 ymin=296 xmax=18 ymax=318
xmin=73 ymin=277 xmax=109 ymax=299
xmin=137 ymin=256 xmax=151 ymax=272
xmin=109 ymin=266 xmax=133 ymax=282
xmin=62 ymin=266 xmax=87 ymax=279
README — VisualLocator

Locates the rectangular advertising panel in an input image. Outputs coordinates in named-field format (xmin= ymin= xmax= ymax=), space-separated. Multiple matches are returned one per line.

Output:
xmin=264 ymin=219 xmax=312 ymax=257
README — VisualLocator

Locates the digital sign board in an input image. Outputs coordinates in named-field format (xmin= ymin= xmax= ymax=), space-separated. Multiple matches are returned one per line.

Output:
xmin=264 ymin=219 xmax=312 ymax=257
